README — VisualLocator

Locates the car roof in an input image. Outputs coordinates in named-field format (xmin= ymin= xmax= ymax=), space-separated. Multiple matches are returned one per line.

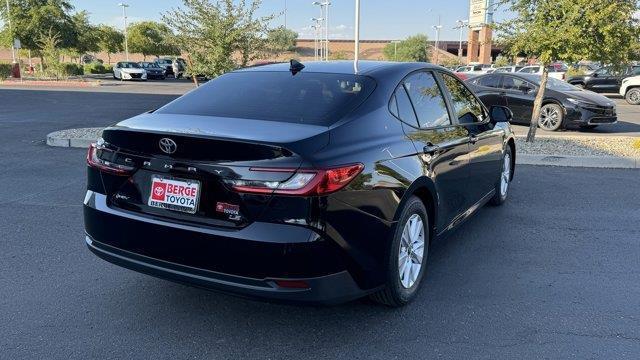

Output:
xmin=235 ymin=60 xmax=446 ymax=77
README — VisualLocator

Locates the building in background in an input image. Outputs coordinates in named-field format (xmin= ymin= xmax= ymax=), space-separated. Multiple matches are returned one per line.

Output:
xmin=467 ymin=0 xmax=494 ymax=64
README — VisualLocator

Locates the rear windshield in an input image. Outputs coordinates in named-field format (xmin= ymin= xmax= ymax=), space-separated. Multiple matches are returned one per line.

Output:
xmin=156 ymin=71 xmax=376 ymax=125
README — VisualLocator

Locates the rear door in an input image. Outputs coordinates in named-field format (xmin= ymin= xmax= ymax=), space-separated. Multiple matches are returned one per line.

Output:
xmin=440 ymin=72 xmax=504 ymax=203
xmin=500 ymin=75 xmax=536 ymax=123
xmin=471 ymin=74 xmax=507 ymax=108
xmin=395 ymin=71 xmax=471 ymax=230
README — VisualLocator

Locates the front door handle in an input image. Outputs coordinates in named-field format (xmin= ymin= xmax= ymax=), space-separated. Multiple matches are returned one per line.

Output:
xmin=469 ymin=135 xmax=479 ymax=144
xmin=423 ymin=143 xmax=440 ymax=155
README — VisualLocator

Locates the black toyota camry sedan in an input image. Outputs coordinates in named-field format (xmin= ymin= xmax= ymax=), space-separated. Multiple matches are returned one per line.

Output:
xmin=84 ymin=61 xmax=516 ymax=306
xmin=467 ymin=73 xmax=617 ymax=131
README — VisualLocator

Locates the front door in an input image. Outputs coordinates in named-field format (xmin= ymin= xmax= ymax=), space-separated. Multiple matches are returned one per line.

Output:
xmin=440 ymin=72 xmax=504 ymax=204
xmin=396 ymin=71 xmax=471 ymax=232
xmin=500 ymin=75 xmax=536 ymax=124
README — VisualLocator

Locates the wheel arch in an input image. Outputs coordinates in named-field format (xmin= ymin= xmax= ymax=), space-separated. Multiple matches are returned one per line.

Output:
xmin=394 ymin=178 xmax=438 ymax=243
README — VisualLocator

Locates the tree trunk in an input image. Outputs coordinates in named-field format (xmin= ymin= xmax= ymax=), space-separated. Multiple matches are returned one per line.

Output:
xmin=186 ymin=55 xmax=199 ymax=88
xmin=107 ymin=53 xmax=111 ymax=64
xmin=526 ymin=64 xmax=549 ymax=142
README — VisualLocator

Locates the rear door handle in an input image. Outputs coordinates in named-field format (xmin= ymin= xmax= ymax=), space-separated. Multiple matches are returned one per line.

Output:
xmin=423 ymin=143 xmax=441 ymax=155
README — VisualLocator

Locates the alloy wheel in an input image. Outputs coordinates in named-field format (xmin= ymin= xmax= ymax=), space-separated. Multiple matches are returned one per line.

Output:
xmin=539 ymin=105 xmax=561 ymax=130
xmin=500 ymin=153 xmax=511 ymax=197
xmin=398 ymin=214 xmax=425 ymax=289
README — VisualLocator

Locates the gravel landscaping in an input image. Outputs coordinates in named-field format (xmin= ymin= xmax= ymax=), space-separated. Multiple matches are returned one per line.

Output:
xmin=516 ymin=136 xmax=640 ymax=158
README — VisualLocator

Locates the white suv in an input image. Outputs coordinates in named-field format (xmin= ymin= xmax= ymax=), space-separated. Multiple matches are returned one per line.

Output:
xmin=620 ymin=75 xmax=640 ymax=105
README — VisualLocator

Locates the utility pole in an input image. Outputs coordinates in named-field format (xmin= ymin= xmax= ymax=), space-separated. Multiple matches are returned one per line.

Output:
xmin=354 ymin=0 xmax=360 ymax=73
xmin=118 ymin=3 xmax=130 ymax=61
xmin=284 ymin=0 xmax=287 ymax=28
xmin=391 ymin=40 xmax=401 ymax=61
xmin=454 ymin=19 xmax=468 ymax=64
xmin=5 ymin=0 xmax=15 ymax=64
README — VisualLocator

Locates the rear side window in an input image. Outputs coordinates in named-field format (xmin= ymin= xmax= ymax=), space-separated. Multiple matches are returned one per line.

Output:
xmin=441 ymin=73 xmax=486 ymax=124
xmin=475 ymin=75 xmax=501 ymax=88
xmin=394 ymin=86 xmax=418 ymax=126
xmin=403 ymin=71 xmax=450 ymax=128
xmin=156 ymin=72 xmax=376 ymax=126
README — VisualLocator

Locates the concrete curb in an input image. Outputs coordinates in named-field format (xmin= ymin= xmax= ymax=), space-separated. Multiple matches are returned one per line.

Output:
xmin=46 ymin=128 xmax=103 ymax=149
xmin=517 ymin=154 xmax=639 ymax=169
xmin=0 ymin=80 xmax=101 ymax=88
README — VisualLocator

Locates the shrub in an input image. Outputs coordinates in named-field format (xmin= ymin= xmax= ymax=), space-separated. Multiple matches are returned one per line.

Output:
xmin=61 ymin=63 xmax=84 ymax=76
xmin=104 ymin=64 xmax=113 ymax=73
xmin=0 ymin=63 xmax=12 ymax=80
xmin=84 ymin=62 xmax=107 ymax=74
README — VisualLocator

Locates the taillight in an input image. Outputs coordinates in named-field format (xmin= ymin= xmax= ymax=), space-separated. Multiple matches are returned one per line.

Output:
xmin=86 ymin=143 xmax=134 ymax=175
xmin=226 ymin=164 xmax=364 ymax=196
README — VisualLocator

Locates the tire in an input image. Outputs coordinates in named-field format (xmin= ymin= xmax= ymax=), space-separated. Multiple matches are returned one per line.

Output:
xmin=625 ymin=88 xmax=640 ymax=105
xmin=370 ymin=196 xmax=429 ymax=307
xmin=489 ymin=146 xmax=513 ymax=206
xmin=112 ymin=73 xmax=117 ymax=80
xmin=538 ymin=103 xmax=564 ymax=131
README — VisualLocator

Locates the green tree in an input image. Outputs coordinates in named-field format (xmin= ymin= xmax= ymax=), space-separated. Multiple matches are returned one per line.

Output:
xmin=0 ymin=0 xmax=77 ymax=54
xmin=162 ymin=0 xmax=275 ymax=78
xmin=383 ymin=34 xmax=429 ymax=62
xmin=267 ymin=27 xmax=298 ymax=55
xmin=497 ymin=0 xmax=640 ymax=141
xmin=493 ymin=54 xmax=509 ymax=67
xmin=70 ymin=11 xmax=100 ymax=59
xmin=97 ymin=25 xmax=124 ymax=64
xmin=127 ymin=21 xmax=180 ymax=60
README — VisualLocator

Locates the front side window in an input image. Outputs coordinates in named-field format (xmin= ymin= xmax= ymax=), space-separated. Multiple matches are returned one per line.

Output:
xmin=441 ymin=73 xmax=486 ymax=124
xmin=501 ymin=76 xmax=535 ymax=92
xmin=595 ymin=67 xmax=610 ymax=76
xmin=402 ymin=71 xmax=450 ymax=128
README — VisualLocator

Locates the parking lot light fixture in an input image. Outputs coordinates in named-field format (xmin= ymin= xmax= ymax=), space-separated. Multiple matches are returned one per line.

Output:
xmin=118 ymin=3 xmax=130 ymax=61
xmin=5 ymin=0 xmax=16 ymax=64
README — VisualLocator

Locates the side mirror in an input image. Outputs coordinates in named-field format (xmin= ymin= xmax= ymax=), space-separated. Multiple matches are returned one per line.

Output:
xmin=592 ymin=72 xmax=599 ymax=78
xmin=490 ymin=105 xmax=513 ymax=124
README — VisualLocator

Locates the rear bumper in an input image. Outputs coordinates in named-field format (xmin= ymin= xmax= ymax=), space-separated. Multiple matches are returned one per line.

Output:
xmin=83 ymin=191 xmax=371 ymax=304
xmin=86 ymin=235 xmax=365 ymax=304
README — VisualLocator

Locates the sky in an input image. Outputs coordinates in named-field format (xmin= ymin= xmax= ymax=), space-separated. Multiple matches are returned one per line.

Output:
xmin=69 ymin=0 xmax=508 ymax=41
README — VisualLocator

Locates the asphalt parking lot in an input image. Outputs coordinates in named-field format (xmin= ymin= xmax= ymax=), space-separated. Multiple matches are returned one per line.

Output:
xmin=1 ymin=88 xmax=640 ymax=359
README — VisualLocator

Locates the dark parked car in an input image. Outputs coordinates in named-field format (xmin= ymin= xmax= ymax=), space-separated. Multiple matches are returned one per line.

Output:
xmin=567 ymin=65 xmax=640 ymax=92
xmin=468 ymin=73 xmax=617 ymax=131
xmin=84 ymin=61 xmax=516 ymax=306
xmin=139 ymin=62 xmax=166 ymax=80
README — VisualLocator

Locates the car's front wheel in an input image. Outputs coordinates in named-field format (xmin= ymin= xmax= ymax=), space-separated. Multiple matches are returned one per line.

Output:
xmin=370 ymin=196 xmax=429 ymax=307
xmin=625 ymin=88 xmax=640 ymax=105
xmin=490 ymin=146 xmax=513 ymax=206
xmin=538 ymin=103 xmax=564 ymax=131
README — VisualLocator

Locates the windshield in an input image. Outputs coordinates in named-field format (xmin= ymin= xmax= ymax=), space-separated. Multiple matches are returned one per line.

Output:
xmin=120 ymin=62 xmax=141 ymax=69
xmin=140 ymin=62 xmax=159 ymax=68
xmin=156 ymin=71 xmax=376 ymax=125
xmin=545 ymin=77 xmax=577 ymax=91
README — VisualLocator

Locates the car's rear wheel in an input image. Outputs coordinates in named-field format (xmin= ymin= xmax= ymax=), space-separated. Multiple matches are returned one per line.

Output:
xmin=490 ymin=146 xmax=513 ymax=206
xmin=538 ymin=103 xmax=564 ymax=131
xmin=625 ymin=88 xmax=640 ymax=105
xmin=370 ymin=196 xmax=428 ymax=307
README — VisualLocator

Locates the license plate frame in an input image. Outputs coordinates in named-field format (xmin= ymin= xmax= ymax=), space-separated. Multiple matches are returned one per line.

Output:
xmin=148 ymin=175 xmax=201 ymax=214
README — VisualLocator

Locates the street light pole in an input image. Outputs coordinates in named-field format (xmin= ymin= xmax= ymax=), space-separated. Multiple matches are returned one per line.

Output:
xmin=324 ymin=2 xmax=330 ymax=60
xmin=354 ymin=0 xmax=360 ymax=73
xmin=311 ymin=17 xmax=323 ymax=61
xmin=284 ymin=0 xmax=287 ymax=28
xmin=5 ymin=0 xmax=15 ymax=63
xmin=118 ymin=3 xmax=130 ymax=61
xmin=455 ymin=19 xmax=468 ymax=64
xmin=432 ymin=24 xmax=442 ymax=64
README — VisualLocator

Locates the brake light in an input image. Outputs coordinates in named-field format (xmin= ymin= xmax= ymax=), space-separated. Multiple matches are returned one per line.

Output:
xmin=86 ymin=143 xmax=134 ymax=175
xmin=227 ymin=164 xmax=364 ymax=196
